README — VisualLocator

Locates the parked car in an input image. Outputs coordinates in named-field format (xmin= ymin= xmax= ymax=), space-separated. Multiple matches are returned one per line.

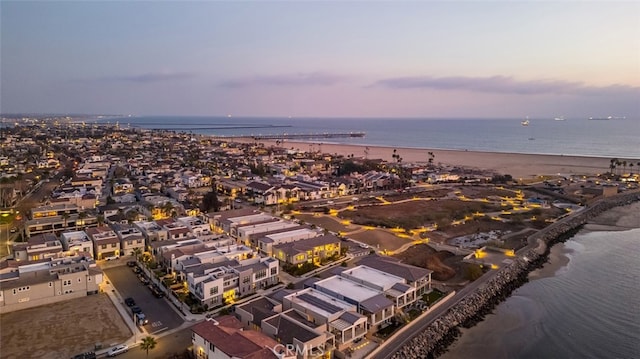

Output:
xmin=149 ymin=284 xmax=164 ymax=298
xmin=134 ymin=312 xmax=148 ymax=325
xmin=131 ymin=306 xmax=142 ymax=314
xmin=105 ymin=255 xmax=119 ymax=261
xmin=138 ymin=274 xmax=149 ymax=285
xmin=106 ymin=344 xmax=128 ymax=357
xmin=124 ymin=297 xmax=135 ymax=307
xmin=132 ymin=266 xmax=141 ymax=274
xmin=126 ymin=261 xmax=136 ymax=267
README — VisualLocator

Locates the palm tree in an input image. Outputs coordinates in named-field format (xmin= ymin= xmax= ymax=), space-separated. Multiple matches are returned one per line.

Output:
xmin=609 ymin=158 xmax=618 ymax=174
xmin=162 ymin=201 xmax=174 ymax=218
xmin=132 ymin=247 xmax=142 ymax=261
xmin=140 ymin=336 xmax=157 ymax=358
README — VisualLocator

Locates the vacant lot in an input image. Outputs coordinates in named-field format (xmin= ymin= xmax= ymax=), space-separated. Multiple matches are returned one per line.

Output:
xmin=0 ymin=294 xmax=131 ymax=359
xmin=296 ymin=214 xmax=358 ymax=233
xmin=349 ymin=229 xmax=412 ymax=252
xmin=340 ymin=199 xmax=500 ymax=229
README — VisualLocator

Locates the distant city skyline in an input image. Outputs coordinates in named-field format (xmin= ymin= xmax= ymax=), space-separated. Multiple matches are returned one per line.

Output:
xmin=1 ymin=1 xmax=639 ymax=119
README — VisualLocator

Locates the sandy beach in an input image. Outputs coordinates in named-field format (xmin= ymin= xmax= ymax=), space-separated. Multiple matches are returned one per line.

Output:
xmin=237 ymin=139 xmax=616 ymax=180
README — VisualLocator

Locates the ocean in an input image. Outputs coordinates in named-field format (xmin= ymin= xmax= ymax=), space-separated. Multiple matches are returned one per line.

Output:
xmin=440 ymin=228 xmax=640 ymax=359
xmin=104 ymin=116 xmax=640 ymax=159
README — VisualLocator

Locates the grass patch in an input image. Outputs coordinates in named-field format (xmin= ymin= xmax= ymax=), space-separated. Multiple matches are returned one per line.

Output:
xmin=376 ymin=322 xmax=402 ymax=339
xmin=423 ymin=289 xmax=445 ymax=305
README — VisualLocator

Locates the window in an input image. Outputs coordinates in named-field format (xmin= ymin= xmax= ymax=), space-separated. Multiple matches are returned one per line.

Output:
xmin=111 ymin=243 xmax=117 ymax=248
xmin=255 ymin=270 xmax=267 ymax=280
xmin=101 ymin=244 xmax=107 ymax=249
xmin=270 ymin=267 xmax=277 ymax=276
xmin=63 ymin=280 xmax=71 ymax=286
xmin=210 ymin=287 xmax=218 ymax=295
xmin=49 ymin=282 xmax=53 ymax=287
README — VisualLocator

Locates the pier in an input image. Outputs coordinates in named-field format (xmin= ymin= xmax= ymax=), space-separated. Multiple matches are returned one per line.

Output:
xmin=211 ymin=132 xmax=366 ymax=140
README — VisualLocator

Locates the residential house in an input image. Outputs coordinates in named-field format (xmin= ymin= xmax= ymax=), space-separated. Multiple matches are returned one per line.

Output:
xmin=113 ymin=223 xmax=146 ymax=257
xmin=12 ymin=233 xmax=64 ymax=262
xmin=272 ymin=235 xmax=341 ymax=267
xmin=191 ymin=315 xmax=289 ymax=359
xmin=59 ymin=230 xmax=95 ymax=258
xmin=86 ymin=226 xmax=121 ymax=260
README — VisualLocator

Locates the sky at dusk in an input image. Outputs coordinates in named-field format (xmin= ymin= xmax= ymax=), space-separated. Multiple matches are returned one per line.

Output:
xmin=1 ymin=1 xmax=639 ymax=119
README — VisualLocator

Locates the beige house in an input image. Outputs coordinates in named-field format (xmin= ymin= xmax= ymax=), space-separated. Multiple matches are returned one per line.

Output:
xmin=12 ymin=233 xmax=64 ymax=262
xmin=86 ymin=226 xmax=121 ymax=260
xmin=0 ymin=256 xmax=103 ymax=314
xmin=272 ymin=235 xmax=341 ymax=267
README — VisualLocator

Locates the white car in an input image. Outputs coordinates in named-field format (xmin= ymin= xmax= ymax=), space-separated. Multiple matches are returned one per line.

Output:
xmin=107 ymin=344 xmax=128 ymax=357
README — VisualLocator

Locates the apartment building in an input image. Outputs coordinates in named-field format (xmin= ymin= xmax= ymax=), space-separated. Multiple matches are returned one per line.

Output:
xmin=0 ymin=256 xmax=102 ymax=314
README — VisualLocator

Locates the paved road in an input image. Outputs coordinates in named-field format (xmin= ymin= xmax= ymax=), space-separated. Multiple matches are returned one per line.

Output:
xmin=109 ymin=325 xmax=194 ymax=359
xmin=104 ymin=264 xmax=185 ymax=336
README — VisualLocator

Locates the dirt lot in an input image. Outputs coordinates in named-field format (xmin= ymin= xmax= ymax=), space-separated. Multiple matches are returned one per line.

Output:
xmin=341 ymin=199 xmax=500 ymax=229
xmin=393 ymin=244 xmax=473 ymax=283
xmin=0 ymin=293 xmax=131 ymax=359
xmin=348 ymin=230 xmax=412 ymax=252
xmin=295 ymin=213 xmax=358 ymax=233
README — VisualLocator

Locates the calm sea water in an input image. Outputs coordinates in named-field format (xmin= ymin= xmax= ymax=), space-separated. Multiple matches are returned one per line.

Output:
xmin=106 ymin=116 xmax=640 ymax=158
xmin=440 ymin=228 xmax=640 ymax=359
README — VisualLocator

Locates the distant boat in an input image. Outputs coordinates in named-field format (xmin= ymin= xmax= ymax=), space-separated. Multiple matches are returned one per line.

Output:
xmin=588 ymin=116 xmax=612 ymax=120
xmin=521 ymin=119 xmax=530 ymax=126
xmin=554 ymin=116 xmax=565 ymax=121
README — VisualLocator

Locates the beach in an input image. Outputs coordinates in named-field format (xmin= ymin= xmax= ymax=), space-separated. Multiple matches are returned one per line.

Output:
xmin=241 ymin=139 xmax=614 ymax=179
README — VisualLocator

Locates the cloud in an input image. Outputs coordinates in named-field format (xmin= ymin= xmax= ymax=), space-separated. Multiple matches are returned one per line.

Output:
xmin=220 ymin=72 xmax=347 ymax=88
xmin=98 ymin=72 xmax=195 ymax=83
xmin=373 ymin=75 xmax=640 ymax=96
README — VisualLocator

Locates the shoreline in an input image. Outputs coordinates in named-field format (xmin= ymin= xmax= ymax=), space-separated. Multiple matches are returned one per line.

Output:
xmin=389 ymin=191 xmax=640 ymax=359
xmin=229 ymin=138 xmax=618 ymax=179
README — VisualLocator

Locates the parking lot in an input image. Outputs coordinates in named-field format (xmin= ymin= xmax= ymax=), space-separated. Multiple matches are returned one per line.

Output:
xmin=104 ymin=262 xmax=184 ymax=335
xmin=0 ymin=293 xmax=130 ymax=359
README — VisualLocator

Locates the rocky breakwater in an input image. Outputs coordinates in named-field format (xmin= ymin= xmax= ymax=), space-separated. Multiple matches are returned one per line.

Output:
xmin=391 ymin=192 xmax=640 ymax=359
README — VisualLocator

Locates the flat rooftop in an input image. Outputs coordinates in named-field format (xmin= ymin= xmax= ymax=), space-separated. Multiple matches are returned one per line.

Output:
xmin=285 ymin=288 xmax=354 ymax=318
xmin=314 ymin=276 xmax=382 ymax=303
xmin=266 ymin=228 xmax=318 ymax=242
xmin=341 ymin=265 xmax=405 ymax=291
xmin=237 ymin=221 xmax=299 ymax=237
xmin=228 ymin=213 xmax=275 ymax=225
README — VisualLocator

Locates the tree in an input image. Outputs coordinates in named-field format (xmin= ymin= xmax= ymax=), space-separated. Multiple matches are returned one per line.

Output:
xmin=200 ymin=181 xmax=221 ymax=213
xmin=132 ymin=247 xmax=142 ymax=260
xmin=140 ymin=336 xmax=157 ymax=358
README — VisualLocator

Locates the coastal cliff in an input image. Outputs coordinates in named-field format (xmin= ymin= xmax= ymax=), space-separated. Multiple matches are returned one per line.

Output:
xmin=390 ymin=192 xmax=640 ymax=359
